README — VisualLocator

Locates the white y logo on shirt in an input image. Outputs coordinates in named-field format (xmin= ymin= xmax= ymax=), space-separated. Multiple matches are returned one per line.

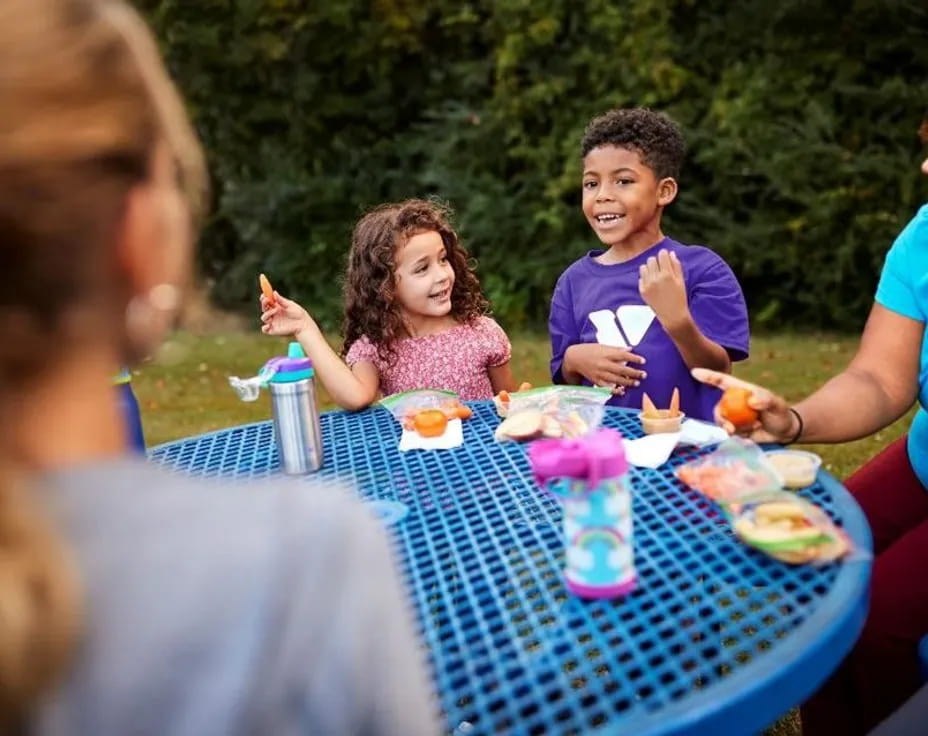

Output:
xmin=588 ymin=305 xmax=656 ymax=348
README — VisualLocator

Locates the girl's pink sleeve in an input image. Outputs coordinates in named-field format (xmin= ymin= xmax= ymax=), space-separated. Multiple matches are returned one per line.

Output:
xmin=344 ymin=336 xmax=377 ymax=367
xmin=480 ymin=317 xmax=512 ymax=367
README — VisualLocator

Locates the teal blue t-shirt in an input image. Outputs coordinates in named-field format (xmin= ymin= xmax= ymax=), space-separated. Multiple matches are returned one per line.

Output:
xmin=875 ymin=204 xmax=928 ymax=489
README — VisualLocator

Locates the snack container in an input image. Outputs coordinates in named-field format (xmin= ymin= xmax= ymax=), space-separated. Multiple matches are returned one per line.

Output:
xmin=639 ymin=390 xmax=684 ymax=435
xmin=764 ymin=450 xmax=822 ymax=489
xmin=639 ymin=410 xmax=685 ymax=435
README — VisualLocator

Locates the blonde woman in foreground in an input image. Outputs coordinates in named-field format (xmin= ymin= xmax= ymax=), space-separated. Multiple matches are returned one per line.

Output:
xmin=0 ymin=1 xmax=438 ymax=734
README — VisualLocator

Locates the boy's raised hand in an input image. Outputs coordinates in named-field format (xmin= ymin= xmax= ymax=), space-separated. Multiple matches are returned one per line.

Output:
xmin=260 ymin=292 xmax=315 ymax=339
xmin=564 ymin=343 xmax=647 ymax=393
xmin=639 ymin=249 xmax=689 ymax=330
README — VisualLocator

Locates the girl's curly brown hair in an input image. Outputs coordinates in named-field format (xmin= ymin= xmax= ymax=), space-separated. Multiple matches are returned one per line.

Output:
xmin=341 ymin=198 xmax=489 ymax=364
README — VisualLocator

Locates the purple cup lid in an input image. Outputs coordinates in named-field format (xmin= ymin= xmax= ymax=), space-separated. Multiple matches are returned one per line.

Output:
xmin=266 ymin=355 xmax=312 ymax=373
xmin=529 ymin=428 xmax=628 ymax=488
xmin=261 ymin=350 xmax=314 ymax=384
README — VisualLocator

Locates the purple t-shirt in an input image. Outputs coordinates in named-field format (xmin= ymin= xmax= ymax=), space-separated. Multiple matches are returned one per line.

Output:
xmin=549 ymin=237 xmax=750 ymax=421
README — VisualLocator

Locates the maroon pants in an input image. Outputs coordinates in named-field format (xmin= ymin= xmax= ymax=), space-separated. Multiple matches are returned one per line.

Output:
xmin=802 ymin=436 xmax=928 ymax=735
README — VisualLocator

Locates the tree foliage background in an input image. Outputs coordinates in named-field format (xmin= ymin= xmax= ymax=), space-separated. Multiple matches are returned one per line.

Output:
xmin=140 ymin=0 xmax=928 ymax=331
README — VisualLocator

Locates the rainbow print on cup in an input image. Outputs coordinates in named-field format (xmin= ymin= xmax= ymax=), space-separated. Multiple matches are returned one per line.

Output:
xmin=529 ymin=428 xmax=635 ymax=599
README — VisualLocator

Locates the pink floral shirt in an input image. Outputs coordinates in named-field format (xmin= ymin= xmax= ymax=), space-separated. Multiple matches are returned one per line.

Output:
xmin=345 ymin=316 xmax=511 ymax=400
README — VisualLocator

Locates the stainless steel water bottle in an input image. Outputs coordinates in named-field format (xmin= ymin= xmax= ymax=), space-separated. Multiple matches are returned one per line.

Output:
xmin=267 ymin=342 xmax=323 ymax=473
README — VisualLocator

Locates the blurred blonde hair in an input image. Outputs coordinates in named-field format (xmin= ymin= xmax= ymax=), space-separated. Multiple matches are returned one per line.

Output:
xmin=0 ymin=0 xmax=206 ymax=725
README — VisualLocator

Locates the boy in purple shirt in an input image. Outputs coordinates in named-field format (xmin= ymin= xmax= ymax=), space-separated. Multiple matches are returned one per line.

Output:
xmin=549 ymin=108 xmax=749 ymax=421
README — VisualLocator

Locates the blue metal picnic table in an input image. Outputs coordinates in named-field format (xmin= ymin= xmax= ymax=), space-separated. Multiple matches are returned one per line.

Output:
xmin=149 ymin=402 xmax=872 ymax=735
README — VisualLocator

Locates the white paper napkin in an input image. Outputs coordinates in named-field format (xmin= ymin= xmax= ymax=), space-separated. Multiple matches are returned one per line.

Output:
xmin=398 ymin=418 xmax=464 ymax=451
xmin=679 ymin=419 xmax=729 ymax=447
xmin=623 ymin=433 xmax=681 ymax=468
xmin=621 ymin=420 xmax=728 ymax=468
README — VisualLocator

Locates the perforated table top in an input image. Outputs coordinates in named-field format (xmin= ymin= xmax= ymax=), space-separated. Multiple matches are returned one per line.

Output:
xmin=149 ymin=402 xmax=872 ymax=736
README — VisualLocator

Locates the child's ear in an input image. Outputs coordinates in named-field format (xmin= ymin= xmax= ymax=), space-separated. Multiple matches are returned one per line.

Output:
xmin=657 ymin=177 xmax=678 ymax=207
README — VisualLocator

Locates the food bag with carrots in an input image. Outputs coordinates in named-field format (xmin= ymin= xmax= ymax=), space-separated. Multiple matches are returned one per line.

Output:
xmin=675 ymin=438 xmax=861 ymax=565
xmin=674 ymin=437 xmax=783 ymax=506
xmin=494 ymin=385 xmax=611 ymax=442
xmin=380 ymin=389 xmax=472 ymax=440
xmin=493 ymin=381 xmax=533 ymax=417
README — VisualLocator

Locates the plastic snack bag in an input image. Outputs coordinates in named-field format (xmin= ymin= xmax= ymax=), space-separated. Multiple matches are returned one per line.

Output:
xmin=494 ymin=385 xmax=611 ymax=442
xmin=493 ymin=381 xmax=534 ymax=417
xmin=675 ymin=437 xmax=783 ymax=506
xmin=380 ymin=389 xmax=472 ymax=437
xmin=729 ymin=492 xmax=853 ymax=565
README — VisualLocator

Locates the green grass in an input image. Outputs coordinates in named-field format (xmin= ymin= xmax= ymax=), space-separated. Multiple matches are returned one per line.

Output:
xmin=134 ymin=327 xmax=908 ymax=736
xmin=136 ymin=328 xmax=914 ymax=483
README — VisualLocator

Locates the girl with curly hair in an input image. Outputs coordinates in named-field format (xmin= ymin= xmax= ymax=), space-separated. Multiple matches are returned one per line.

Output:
xmin=261 ymin=199 xmax=516 ymax=408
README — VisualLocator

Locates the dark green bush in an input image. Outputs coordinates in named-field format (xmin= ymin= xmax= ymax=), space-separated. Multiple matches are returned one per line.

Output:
xmin=141 ymin=0 xmax=928 ymax=331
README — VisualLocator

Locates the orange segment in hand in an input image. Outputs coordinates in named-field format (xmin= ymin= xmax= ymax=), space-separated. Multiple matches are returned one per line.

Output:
xmin=259 ymin=273 xmax=275 ymax=305
xmin=719 ymin=387 xmax=759 ymax=429
xmin=439 ymin=400 xmax=472 ymax=421
xmin=454 ymin=404 xmax=473 ymax=420
xmin=413 ymin=409 xmax=448 ymax=437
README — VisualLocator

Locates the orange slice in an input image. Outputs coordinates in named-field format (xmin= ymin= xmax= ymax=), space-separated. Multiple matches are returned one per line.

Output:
xmin=413 ymin=409 xmax=448 ymax=438
xmin=259 ymin=273 xmax=276 ymax=305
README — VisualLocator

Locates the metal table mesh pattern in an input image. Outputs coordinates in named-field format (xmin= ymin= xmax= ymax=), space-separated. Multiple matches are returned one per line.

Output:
xmin=149 ymin=403 xmax=871 ymax=736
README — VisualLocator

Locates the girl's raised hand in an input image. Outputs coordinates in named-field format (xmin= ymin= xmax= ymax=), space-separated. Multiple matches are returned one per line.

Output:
xmin=260 ymin=292 xmax=314 ymax=339
xmin=690 ymin=368 xmax=800 ymax=443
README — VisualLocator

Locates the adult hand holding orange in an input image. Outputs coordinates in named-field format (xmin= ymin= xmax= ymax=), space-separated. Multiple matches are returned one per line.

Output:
xmin=718 ymin=387 xmax=758 ymax=430
xmin=691 ymin=368 xmax=801 ymax=444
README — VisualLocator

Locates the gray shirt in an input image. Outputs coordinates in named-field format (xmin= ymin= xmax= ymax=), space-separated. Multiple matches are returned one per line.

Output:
xmin=869 ymin=683 xmax=928 ymax=736
xmin=31 ymin=459 xmax=439 ymax=736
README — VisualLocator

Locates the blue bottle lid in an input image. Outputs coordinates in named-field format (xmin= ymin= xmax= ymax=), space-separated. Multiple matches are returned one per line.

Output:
xmin=266 ymin=342 xmax=314 ymax=383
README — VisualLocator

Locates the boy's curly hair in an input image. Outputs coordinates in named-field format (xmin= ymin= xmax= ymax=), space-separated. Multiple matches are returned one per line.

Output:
xmin=340 ymin=198 xmax=489 ymax=363
xmin=581 ymin=108 xmax=685 ymax=181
